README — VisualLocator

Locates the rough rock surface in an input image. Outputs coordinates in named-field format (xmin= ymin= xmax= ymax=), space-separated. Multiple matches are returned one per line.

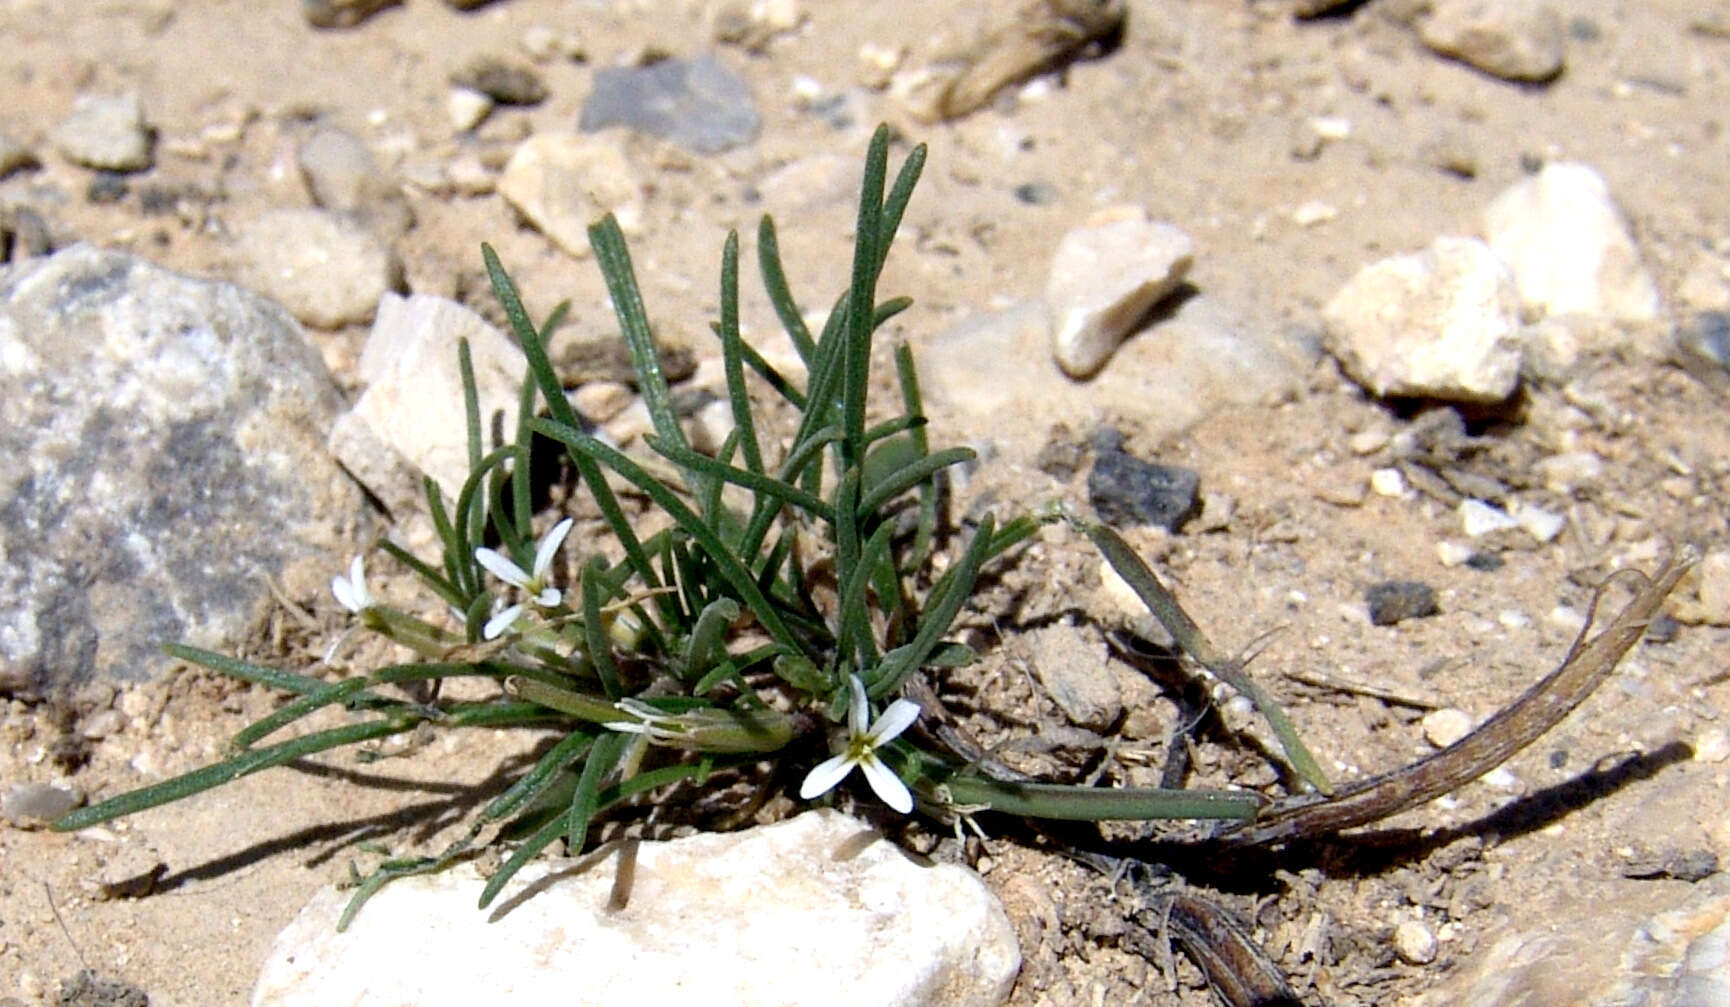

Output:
xmin=1323 ymin=236 xmax=1523 ymax=402
xmin=1484 ymin=161 xmax=1661 ymax=324
xmin=233 ymin=207 xmax=402 ymax=328
xmin=0 ymin=245 xmax=362 ymax=694
xmin=331 ymin=292 xmax=528 ymax=503
xmin=252 ymin=809 xmax=1020 ymax=1007
xmin=497 ymin=132 xmax=644 ymax=258
xmin=580 ymin=52 xmax=760 ymax=154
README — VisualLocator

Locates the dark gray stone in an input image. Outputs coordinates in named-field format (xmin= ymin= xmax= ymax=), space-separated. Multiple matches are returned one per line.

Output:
xmin=580 ymin=53 xmax=759 ymax=154
xmin=0 ymin=245 xmax=366 ymax=695
xmin=1365 ymin=581 xmax=1440 ymax=626
xmin=1087 ymin=439 xmax=1200 ymax=531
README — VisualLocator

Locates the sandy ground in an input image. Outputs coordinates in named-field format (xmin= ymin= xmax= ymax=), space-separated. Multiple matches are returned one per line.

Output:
xmin=3 ymin=1 xmax=1730 ymax=1003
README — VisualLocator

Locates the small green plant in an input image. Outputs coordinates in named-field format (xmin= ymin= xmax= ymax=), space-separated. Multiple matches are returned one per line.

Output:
xmin=54 ymin=126 xmax=1688 ymax=933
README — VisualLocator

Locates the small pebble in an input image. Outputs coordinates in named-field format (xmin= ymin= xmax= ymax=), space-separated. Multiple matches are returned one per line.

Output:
xmin=1422 ymin=708 xmax=1474 ymax=749
xmin=1347 ymin=429 xmax=1389 ymax=455
xmin=1483 ymin=766 xmax=1522 ymax=792
xmin=1013 ymin=181 xmax=1058 ymax=206
xmin=1436 ymin=540 xmax=1474 ymax=567
xmin=1366 ymin=581 xmax=1439 ymax=626
xmin=1513 ymin=502 xmax=1565 ymax=542
xmin=1088 ymin=440 xmax=1200 ymax=532
xmin=1369 ymin=468 xmax=1406 ymax=497
xmin=1694 ymin=729 xmax=1730 ymax=764
xmin=1537 ymin=450 xmax=1604 ymax=493
xmin=447 ymin=87 xmax=495 ymax=132
xmin=54 ymin=92 xmax=154 ymax=172
xmin=1 ymin=782 xmax=83 ymax=827
xmin=1291 ymin=200 xmax=1338 ymax=227
xmin=521 ymin=24 xmax=585 ymax=63
xmin=452 ymin=56 xmax=548 ymax=106
xmin=1460 ymin=498 xmax=1518 ymax=537
xmin=572 ymin=381 xmax=633 ymax=423
xmin=1394 ymin=920 xmax=1439 ymax=965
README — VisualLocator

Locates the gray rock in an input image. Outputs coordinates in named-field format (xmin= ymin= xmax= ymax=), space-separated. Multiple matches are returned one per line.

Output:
xmin=497 ymin=132 xmax=644 ymax=258
xmin=0 ymin=131 xmax=40 ymax=179
xmin=1323 ymin=236 xmax=1523 ymax=402
xmin=1088 ymin=435 xmax=1200 ymax=532
xmin=1484 ymin=162 xmax=1661 ymax=324
xmin=296 ymin=128 xmax=414 ymax=238
xmin=580 ymin=52 xmax=760 ymax=154
xmin=52 ymin=93 xmax=154 ymax=173
xmin=233 ymin=208 xmax=402 ymax=328
xmin=1047 ymin=206 xmax=1194 ymax=379
xmin=1365 ymin=581 xmax=1439 ymax=626
xmin=1420 ymin=0 xmax=1566 ymax=83
xmin=1 ymin=782 xmax=82 ymax=826
xmin=452 ymin=55 xmax=547 ymax=106
xmin=302 ymin=0 xmax=400 ymax=28
xmin=1026 ymin=622 xmax=1121 ymax=730
xmin=0 ymin=245 xmax=362 ymax=694
xmin=253 ymin=810 xmax=1020 ymax=1007
xmin=334 ymin=292 xmax=528 ymax=502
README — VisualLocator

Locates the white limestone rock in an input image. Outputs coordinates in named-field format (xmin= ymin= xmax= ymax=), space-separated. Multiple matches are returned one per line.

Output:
xmin=1323 ymin=236 xmax=1522 ymax=402
xmin=498 ymin=132 xmax=645 ymax=258
xmin=1419 ymin=0 xmax=1565 ymax=83
xmin=253 ymin=810 xmax=1019 ymax=1007
xmin=1484 ymin=162 xmax=1660 ymax=324
xmin=335 ymin=293 xmax=528 ymax=501
xmin=1047 ymin=206 xmax=1194 ymax=378
xmin=234 ymin=208 xmax=401 ymax=328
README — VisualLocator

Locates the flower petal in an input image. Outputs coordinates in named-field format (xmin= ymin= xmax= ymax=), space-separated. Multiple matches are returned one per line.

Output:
xmin=482 ymin=603 xmax=525 ymax=640
xmin=846 ymin=675 xmax=870 ymax=735
xmin=533 ymin=586 xmax=562 ymax=608
xmin=474 ymin=547 xmax=530 ymax=588
xmin=331 ymin=574 xmax=359 ymax=613
xmin=867 ymin=698 xmax=921 ymax=746
xmin=858 ymin=754 xmax=914 ymax=814
xmin=799 ymin=754 xmax=856 ymax=800
xmin=349 ymin=555 xmax=367 ymax=592
xmin=533 ymin=517 xmax=575 ymax=577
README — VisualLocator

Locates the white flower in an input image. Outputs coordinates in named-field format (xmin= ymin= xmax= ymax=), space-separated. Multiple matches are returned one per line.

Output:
xmin=799 ymin=676 xmax=921 ymax=814
xmin=475 ymin=517 xmax=572 ymax=609
xmin=331 ymin=555 xmax=372 ymax=613
xmin=482 ymin=603 xmax=526 ymax=641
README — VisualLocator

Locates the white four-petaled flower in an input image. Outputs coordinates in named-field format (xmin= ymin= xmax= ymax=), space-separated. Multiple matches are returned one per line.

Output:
xmin=799 ymin=676 xmax=921 ymax=814
xmin=475 ymin=518 xmax=573 ymax=639
xmin=330 ymin=555 xmax=372 ymax=614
